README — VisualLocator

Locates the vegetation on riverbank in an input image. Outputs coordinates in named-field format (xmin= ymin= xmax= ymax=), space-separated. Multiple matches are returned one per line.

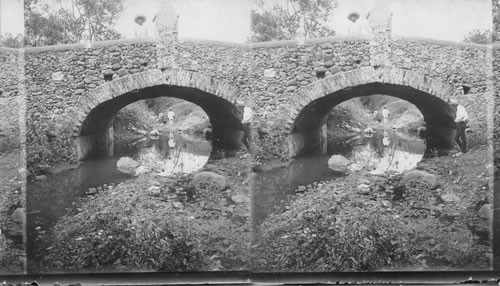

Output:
xmin=251 ymin=145 xmax=491 ymax=271
xmin=30 ymin=154 xmax=252 ymax=273
xmin=0 ymin=150 xmax=25 ymax=274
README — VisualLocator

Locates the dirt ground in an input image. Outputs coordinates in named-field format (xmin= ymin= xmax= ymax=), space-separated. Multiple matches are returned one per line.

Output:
xmin=0 ymin=149 xmax=25 ymax=274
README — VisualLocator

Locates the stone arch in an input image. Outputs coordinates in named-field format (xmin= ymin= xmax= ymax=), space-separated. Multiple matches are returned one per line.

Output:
xmin=71 ymin=69 xmax=248 ymax=160
xmin=285 ymin=66 xmax=458 ymax=158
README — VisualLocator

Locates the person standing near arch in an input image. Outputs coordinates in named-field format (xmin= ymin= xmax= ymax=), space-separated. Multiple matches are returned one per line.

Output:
xmin=449 ymin=98 xmax=469 ymax=155
xmin=382 ymin=105 xmax=389 ymax=123
xmin=167 ymin=108 xmax=175 ymax=125
xmin=237 ymin=101 xmax=253 ymax=154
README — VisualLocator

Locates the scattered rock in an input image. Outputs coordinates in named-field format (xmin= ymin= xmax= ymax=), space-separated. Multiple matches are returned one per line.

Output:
xmin=401 ymin=169 xmax=438 ymax=189
xmin=231 ymin=194 xmax=250 ymax=204
xmin=172 ymin=202 xmax=183 ymax=209
xmin=358 ymin=178 xmax=371 ymax=185
xmin=381 ymin=200 xmax=391 ymax=207
xmin=368 ymin=169 xmax=386 ymax=177
xmin=263 ymin=68 xmax=276 ymax=78
xmin=357 ymin=183 xmax=370 ymax=194
xmin=148 ymin=186 xmax=161 ymax=197
xmin=135 ymin=165 xmax=150 ymax=176
xmin=327 ymin=155 xmax=351 ymax=173
xmin=296 ymin=185 xmax=307 ymax=193
xmin=440 ymin=193 xmax=461 ymax=203
xmin=35 ymin=175 xmax=47 ymax=181
xmin=192 ymin=171 xmax=228 ymax=191
xmin=441 ymin=205 xmax=461 ymax=217
xmin=51 ymin=71 xmax=64 ymax=81
xmin=87 ymin=187 xmax=97 ymax=195
xmin=116 ymin=157 xmax=139 ymax=175
xmin=11 ymin=208 xmax=25 ymax=224
xmin=478 ymin=204 xmax=492 ymax=221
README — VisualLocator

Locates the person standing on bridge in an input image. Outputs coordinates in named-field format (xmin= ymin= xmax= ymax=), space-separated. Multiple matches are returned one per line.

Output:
xmin=134 ymin=15 xmax=149 ymax=38
xmin=347 ymin=12 xmax=363 ymax=36
xmin=449 ymin=98 xmax=469 ymax=155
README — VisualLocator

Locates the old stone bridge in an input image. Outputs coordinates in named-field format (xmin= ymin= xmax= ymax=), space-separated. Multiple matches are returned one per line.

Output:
xmin=8 ymin=30 xmax=491 ymax=166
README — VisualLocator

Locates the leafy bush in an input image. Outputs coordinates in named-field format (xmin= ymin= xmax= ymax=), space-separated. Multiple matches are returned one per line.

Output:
xmin=251 ymin=194 xmax=410 ymax=271
xmin=43 ymin=209 xmax=204 ymax=272
xmin=113 ymin=100 xmax=155 ymax=135
xmin=35 ymin=178 xmax=208 ymax=272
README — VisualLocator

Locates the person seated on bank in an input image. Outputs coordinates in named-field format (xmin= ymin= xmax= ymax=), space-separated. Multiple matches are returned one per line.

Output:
xmin=449 ymin=98 xmax=469 ymax=155
xmin=134 ymin=15 xmax=149 ymax=38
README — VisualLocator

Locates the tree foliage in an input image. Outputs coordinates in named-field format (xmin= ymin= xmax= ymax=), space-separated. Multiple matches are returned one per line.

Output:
xmin=0 ymin=33 xmax=23 ymax=48
xmin=25 ymin=0 xmax=124 ymax=47
xmin=251 ymin=0 xmax=337 ymax=42
xmin=463 ymin=28 xmax=493 ymax=44
xmin=494 ymin=0 xmax=500 ymax=42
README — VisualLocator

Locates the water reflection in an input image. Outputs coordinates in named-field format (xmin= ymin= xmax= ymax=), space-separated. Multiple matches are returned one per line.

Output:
xmin=343 ymin=129 xmax=425 ymax=173
xmin=137 ymin=132 xmax=211 ymax=175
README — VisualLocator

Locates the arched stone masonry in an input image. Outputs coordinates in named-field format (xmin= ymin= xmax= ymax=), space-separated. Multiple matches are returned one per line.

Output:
xmin=284 ymin=67 xmax=458 ymax=158
xmin=70 ymin=69 xmax=248 ymax=160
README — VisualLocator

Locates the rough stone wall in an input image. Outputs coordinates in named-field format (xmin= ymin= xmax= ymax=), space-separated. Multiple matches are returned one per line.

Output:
xmin=494 ymin=46 xmax=500 ymax=159
xmin=0 ymin=48 xmax=21 ymax=151
xmin=24 ymin=36 xmax=491 ymax=164
xmin=246 ymin=38 xmax=371 ymax=151
xmin=24 ymin=40 xmax=157 ymax=166
xmin=244 ymin=38 xmax=370 ymax=159
xmin=389 ymin=37 xmax=489 ymax=141
xmin=176 ymin=39 xmax=252 ymax=95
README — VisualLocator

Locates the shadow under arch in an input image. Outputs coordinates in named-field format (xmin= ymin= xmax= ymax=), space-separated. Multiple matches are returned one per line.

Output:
xmin=285 ymin=67 xmax=458 ymax=158
xmin=72 ymin=69 xmax=247 ymax=160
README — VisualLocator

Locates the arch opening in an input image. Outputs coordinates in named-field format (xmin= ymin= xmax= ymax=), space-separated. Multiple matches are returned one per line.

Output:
xmin=289 ymin=82 xmax=457 ymax=159
xmin=76 ymin=85 xmax=246 ymax=161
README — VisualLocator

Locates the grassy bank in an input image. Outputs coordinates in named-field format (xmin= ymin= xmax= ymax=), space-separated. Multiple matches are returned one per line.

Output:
xmin=30 ymin=154 xmax=253 ymax=273
xmin=251 ymin=145 xmax=491 ymax=271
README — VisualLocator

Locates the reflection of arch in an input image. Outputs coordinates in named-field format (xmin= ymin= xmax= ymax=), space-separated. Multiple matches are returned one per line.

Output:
xmin=72 ymin=69 xmax=247 ymax=160
xmin=285 ymin=67 xmax=457 ymax=158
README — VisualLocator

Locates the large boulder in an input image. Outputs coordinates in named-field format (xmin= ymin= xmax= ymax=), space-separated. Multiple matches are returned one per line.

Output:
xmin=192 ymin=171 xmax=228 ymax=191
xmin=116 ymin=157 xmax=140 ymax=175
xmin=11 ymin=208 xmax=25 ymax=225
xmin=328 ymin=155 xmax=351 ymax=173
xmin=440 ymin=193 xmax=461 ymax=203
xmin=401 ymin=169 xmax=438 ymax=189
xmin=478 ymin=204 xmax=492 ymax=221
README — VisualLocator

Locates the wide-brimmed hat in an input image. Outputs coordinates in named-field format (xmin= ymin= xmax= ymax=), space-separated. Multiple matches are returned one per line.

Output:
xmin=134 ymin=15 xmax=147 ymax=24
xmin=348 ymin=12 xmax=360 ymax=21
xmin=449 ymin=98 xmax=458 ymax=105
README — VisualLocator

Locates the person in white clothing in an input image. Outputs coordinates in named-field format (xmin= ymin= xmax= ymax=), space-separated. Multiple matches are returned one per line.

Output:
xmin=449 ymin=98 xmax=469 ymax=154
xmin=347 ymin=12 xmax=363 ymax=36
xmin=134 ymin=15 xmax=149 ymax=38
xmin=381 ymin=106 xmax=389 ymax=123
xmin=238 ymin=101 xmax=253 ymax=153
xmin=167 ymin=108 xmax=175 ymax=125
